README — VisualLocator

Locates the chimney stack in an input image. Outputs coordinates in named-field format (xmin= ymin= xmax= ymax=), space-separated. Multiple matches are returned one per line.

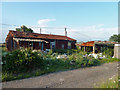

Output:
xmin=65 ymin=27 xmax=67 ymax=36
xmin=40 ymin=28 xmax=42 ymax=34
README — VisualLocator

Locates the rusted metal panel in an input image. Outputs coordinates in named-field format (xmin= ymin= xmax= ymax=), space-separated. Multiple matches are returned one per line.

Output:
xmin=76 ymin=41 xmax=94 ymax=47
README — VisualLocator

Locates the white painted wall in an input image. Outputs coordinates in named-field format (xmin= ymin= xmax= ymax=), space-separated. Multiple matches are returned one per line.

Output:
xmin=114 ymin=44 xmax=120 ymax=59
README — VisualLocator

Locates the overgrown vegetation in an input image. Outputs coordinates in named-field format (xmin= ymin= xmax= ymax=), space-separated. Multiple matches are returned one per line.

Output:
xmin=2 ymin=47 xmax=119 ymax=82
xmin=52 ymin=49 xmax=81 ymax=54
xmin=2 ymin=49 xmax=44 ymax=74
xmin=102 ymin=48 xmax=114 ymax=57
xmin=94 ymin=75 xmax=119 ymax=88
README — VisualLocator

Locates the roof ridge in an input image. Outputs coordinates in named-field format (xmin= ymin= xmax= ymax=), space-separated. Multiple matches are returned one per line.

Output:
xmin=10 ymin=30 xmax=67 ymax=37
xmin=9 ymin=30 xmax=76 ymax=41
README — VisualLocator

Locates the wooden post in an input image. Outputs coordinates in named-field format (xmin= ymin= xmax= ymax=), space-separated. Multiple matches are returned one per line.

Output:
xmin=84 ymin=46 xmax=85 ymax=52
xmin=80 ymin=46 xmax=81 ymax=50
xmin=16 ymin=40 xmax=19 ymax=48
xmin=93 ymin=45 xmax=95 ymax=54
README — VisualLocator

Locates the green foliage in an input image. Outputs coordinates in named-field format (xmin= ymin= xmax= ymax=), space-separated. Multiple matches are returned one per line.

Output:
xmin=100 ymin=58 xmax=119 ymax=64
xmin=2 ymin=72 xmax=14 ymax=81
xmin=16 ymin=25 xmax=33 ymax=33
xmin=68 ymin=53 xmax=101 ymax=68
xmin=16 ymin=28 xmax=21 ymax=31
xmin=2 ymin=47 xmax=119 ymax=82
xmin=94 ymin=75 xmax=118 ymax=88
xmin=109 ymin=34 xmax=120 ymax=42
xmin=1 ymin=46 xmax=7 ymax=53
xmin=2 ymin=48 xmax=44 ymax=74
xmin=102 ymin=48 xmax=114 ymax=57
xmin=52 ymin=48 xmax=83 ymax=55
xmin=48 ymin=49 xmax=53 ymax=56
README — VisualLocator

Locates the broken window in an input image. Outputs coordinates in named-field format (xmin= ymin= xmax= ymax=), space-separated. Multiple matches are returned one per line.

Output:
xmin=68 ymin=41 xmax=71 ymax=49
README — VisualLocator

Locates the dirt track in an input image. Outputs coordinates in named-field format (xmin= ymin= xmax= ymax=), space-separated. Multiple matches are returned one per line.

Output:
xmin=2 ymin=62 xmax=118 ymax=88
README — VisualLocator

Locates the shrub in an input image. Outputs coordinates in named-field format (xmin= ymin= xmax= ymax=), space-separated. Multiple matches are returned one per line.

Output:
xmin=52 ymin=48 xmax=82 ymax=55
xmin=68 ymin=52 xmax=101 ymax=68
xmin=2 ymin=72 xmax=14 ymax=81
xmin=2 ymin=48 xmax=44 ymax=74
xmin=102 ymin=48 xmax=114 ymax=57
xmin=100 ymin=58 xmax=119 ymax=64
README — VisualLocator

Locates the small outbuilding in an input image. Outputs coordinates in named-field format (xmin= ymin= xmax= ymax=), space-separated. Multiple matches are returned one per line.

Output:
xmin=76 ymin=41 xmax=115 ymax=53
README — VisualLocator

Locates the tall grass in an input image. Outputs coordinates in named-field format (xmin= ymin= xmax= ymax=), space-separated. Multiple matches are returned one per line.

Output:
xmin=94 ymin=75 xmax=119 ymax=88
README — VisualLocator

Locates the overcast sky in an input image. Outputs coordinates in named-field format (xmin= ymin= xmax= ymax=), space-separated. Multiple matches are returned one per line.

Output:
xmin=1 ymin=2 xmax=118 ymax=43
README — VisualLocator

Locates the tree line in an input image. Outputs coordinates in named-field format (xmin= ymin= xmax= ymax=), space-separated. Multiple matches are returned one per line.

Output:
xmin=109 ymin=34 xmax=120 ymax=42
xmin=16 ymin=25 xmax=34 ymax=33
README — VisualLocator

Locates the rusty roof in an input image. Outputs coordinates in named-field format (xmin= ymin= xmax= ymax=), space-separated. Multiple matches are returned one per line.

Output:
xmin=9 ymin=30 xmax=76 ymax=41
xmin=76 ymin=41 xmax=116 ymax=46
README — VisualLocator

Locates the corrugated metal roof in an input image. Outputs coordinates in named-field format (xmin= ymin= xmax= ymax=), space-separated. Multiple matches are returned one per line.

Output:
xmin=76 ymin=41 xmax=116 ymax=46
xmin=9 ymin=30 xmax=76 ymax=41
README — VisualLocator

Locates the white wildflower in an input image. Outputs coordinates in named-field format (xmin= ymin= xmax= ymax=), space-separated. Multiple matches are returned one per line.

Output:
xmin=47 ymin=67 xmax=49 ymax=70
xmin=32 ymin=50 xmax=37 ymax=53
xmin=112 ymin=56 xmax=114 ymax=58
xmin=1 ymin=62 xmax=3 ymax=64
xmin=103 ymin=55 xmax=106 ymax=58
xmin=113 ymin=75 xmax=116 ymax=77
xmin=109 ymin=77 xmax=112 ymax=80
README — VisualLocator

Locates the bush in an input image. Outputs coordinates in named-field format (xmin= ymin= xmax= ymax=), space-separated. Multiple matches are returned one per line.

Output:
xmin=2 ymin=48 xmax=44 ymax=74
xmin=52 ymin=48 xmax=82 ymax=55
xmin=100 ymin=58 xmax=119 ymax=64
xmin=68 ymin=52 xmax=101 ymax=68
xmin=102 ymin=48 xmax=114 ymax=57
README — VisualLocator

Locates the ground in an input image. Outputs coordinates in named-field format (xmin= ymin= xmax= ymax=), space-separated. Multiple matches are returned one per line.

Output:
xmin=2 ymin=62 xmax=118 ymax=88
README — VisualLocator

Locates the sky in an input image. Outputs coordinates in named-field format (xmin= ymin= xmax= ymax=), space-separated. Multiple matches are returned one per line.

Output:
xmin=1 ymin=2 xmax=118 ymax=43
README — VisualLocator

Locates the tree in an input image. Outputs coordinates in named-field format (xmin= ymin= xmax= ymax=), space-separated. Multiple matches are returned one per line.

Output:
xmin=16 ymin=25 xmax=34 ymax=33
xmin=109 ymin=34 xmax=120 ymax=42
